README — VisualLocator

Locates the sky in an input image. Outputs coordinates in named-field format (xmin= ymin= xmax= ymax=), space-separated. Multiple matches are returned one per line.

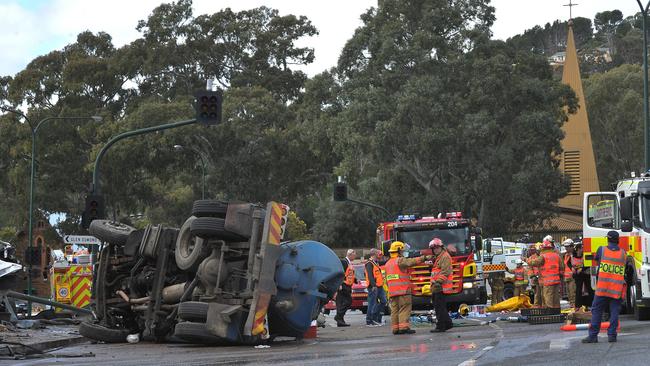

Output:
xmin=0 ymin=0 xmax=642 ymax=78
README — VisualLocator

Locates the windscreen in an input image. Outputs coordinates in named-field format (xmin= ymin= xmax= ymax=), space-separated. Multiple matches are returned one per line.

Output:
xmin=397 ymin=227 xmax=471 ymax=256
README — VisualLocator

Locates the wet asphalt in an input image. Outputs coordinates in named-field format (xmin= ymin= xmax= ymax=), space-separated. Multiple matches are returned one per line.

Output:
xmin=5 ymin=311 xmax=649 ymax=366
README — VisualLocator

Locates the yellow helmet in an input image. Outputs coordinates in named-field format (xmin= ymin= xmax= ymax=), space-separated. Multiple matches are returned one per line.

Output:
xmin=389 ymin=241 xmax=405 ymax=253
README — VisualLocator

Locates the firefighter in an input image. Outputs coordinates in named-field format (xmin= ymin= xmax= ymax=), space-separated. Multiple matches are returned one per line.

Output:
xmin=429 ymin=238 xmax=454 ymax=333
xmin=365 ymin=248 xmax=386 ymax=326
xmin=573 ymin=242 xmax=594 ymax=309
xmin=527 ymin=245 xmax=543 ymax=307
xmin=507 ymin=259 xmax=528 ymax=297
xmin=582 ymin=231 xmax=626 ymax=343
xmin=487 ymin=271 xmax=505 ymax=304
xmin=385 ymin=241 xmax=427 ymax=335
xmin=562 ymin=239 xmax=576 ymax=307
xmin=335 ymin=249 xmax=356 ymax=327
xmin=528 ymin=238 xmax=564 ymax=308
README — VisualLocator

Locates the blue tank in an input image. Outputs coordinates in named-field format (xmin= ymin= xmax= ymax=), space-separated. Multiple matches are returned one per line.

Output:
xmin=268 ymin=240 xmax=344 ymax=337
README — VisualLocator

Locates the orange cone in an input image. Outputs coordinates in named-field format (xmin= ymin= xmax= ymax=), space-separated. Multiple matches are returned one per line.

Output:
xmin=560 ymin=322 xmax=620 ymax=332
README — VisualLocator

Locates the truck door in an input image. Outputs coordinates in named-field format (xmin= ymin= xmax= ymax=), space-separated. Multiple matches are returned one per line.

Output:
xmin=583 ymin=193 xmax=620 ymax=288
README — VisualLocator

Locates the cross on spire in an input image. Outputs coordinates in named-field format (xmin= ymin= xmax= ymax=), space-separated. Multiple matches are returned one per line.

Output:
xmin=564 ymin=0 xmax=579 ymax=20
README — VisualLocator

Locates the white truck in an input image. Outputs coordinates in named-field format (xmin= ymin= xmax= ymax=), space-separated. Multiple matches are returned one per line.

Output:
xmin=478 ymin=238 xmax=529 ymax=299
xmin=583 ymin=174 xmax=650 ymax=320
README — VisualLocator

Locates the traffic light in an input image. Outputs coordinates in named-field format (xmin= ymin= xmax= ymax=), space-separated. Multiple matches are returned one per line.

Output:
xmin=194 ymin=90 xmax=223 ymax=125
xmin=333 ymin=182 xmax=348 ymax=201
xmin=279 ymin=204 xmax=290 ymax=240
xmin=82 ymin=194 xmax=104 ymax=229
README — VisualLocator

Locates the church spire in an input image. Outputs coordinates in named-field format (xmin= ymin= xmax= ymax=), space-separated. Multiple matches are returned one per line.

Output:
xmin=558 ymin=20 xmax=600 ymax=209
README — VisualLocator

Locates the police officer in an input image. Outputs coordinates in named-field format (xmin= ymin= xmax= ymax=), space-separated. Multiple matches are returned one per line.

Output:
xmin=583 ymin=231 xmax=626 ymax=343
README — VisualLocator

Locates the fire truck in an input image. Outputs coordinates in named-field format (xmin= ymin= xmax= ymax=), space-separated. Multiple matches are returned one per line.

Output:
xmin=583 ymin=174 xmax=650 ymax=320
xmin=376 ymin=212 xmax=486 ymax=308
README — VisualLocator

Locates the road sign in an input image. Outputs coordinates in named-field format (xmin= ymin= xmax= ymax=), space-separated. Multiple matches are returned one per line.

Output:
xmin=63 ymin=235 xmax=101 ymax=245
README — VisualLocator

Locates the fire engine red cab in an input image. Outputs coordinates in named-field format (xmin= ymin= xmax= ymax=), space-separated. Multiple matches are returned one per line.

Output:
xmin=376 ymin=213 xmax=486 ymax=308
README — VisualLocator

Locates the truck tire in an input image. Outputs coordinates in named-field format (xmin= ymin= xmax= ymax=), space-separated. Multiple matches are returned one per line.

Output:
xmin=503 ymin=283 xmax=515 ymax=300
xmin=89 ymin=220 xmax=135 ymax=246
xmin=178 ymin=301 xmax=209 ymax=322
xmin=190 ymin=217 xmax=246 ymax=241
xmin=175 ymin=216 xmax=211 ymax=272
xmin=174 ymin=321 xmax=227 ymax=344
xmin=191 ymin=200 xmax=228 ymax=218
xmin=79 ymin=322 xmax=129 ymax=343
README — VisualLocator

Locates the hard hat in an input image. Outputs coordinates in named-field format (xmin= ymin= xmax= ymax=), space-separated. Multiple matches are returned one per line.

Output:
xmin=458 ymin=303 xmax=469 ymax=316
xmin=543 ymin=235 xmax=554 ymax=243
xmin=607 ymin=231 xmax=619 ymax=243
xmin=542 ymin=241 xmax=554 ymax=249
xmin=562 ymin=239 xmax=574 ymax=247
xmin=429 ymin=237 xmax=444 ymax=248
xmin=515 ymin=259 xmax=523 ymax=265
xmin=389 ymin=241 xmax=405 ymax=253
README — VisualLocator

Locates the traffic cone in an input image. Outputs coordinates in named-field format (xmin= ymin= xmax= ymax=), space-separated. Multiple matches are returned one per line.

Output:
xmin=560 ymin=322 xmax=620 ymax=332
xmin=303 ymin=320 xmax=318 ymax=339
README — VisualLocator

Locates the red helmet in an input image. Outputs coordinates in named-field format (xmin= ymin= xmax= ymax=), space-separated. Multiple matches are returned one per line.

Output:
xmin=429 ymin=238 xmax=444 ymax=248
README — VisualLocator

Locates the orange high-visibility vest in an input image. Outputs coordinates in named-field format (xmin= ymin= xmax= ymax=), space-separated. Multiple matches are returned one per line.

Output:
xmin=344 ymin=261 xmax=355 ymax=286
xmin=572 ymin=256 xmax=583 ymax=274
xmin=385 ymin=257 xmax=411 ymax=297
xmin=563 ymin=255 xmax=573 ymax=279
xmin=365 ymin=260 xmax=384 ymax=287
xmin=595 ymin=248 xmax=626 ymax=299
xmin=528 ymin=253 xmax=539 ymax=276
xmin=540 ymin=251 xmax=561 ymax=286
xmin=431 ymin=251 xmax=454 ymax=295
xmin=514 ymin=266 xmax=526 ymax=285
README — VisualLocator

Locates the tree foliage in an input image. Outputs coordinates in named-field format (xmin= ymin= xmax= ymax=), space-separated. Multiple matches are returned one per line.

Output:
xmin=0 ymin=0 xmax=619 ymax=249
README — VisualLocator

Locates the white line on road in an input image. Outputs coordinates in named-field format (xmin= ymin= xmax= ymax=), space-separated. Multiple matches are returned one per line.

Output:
xmin=458 ymin=323 xmax=503 ymax=366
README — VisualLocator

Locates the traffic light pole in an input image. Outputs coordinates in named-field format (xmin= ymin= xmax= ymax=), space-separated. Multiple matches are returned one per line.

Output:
xmin=345 ymin=197 xmax=392 ymax=219
xmin=91 ymin=118 xmax=198 ymax=195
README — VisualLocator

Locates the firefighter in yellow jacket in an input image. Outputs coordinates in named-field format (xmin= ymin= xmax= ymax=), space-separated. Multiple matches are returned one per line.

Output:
xmin=385 ymin=241 xmax=428 ymax=334
xmin=429 ymin=238 xmax=453 ymax=333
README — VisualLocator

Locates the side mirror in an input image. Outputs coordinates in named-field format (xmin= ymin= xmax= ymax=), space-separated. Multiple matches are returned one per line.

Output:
xmin=621 ymin=220 xmax=633 ymax=232
xmin=475 ymin=235 xmax=482 ymax=251
xmin=620 ymin=197 xmax=633 ymax=221
xmin=381 ymin=240 xmax=392 ymax=257
xmin=485 ymin=241 xmax=492 ymax=254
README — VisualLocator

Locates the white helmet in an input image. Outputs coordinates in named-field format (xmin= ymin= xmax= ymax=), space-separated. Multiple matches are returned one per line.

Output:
xmin=515 ymin=259 xmax=523 ymax=265
xmin=562 ymin=239 xmax=574 ymax=247
xmin=543 ymin=235 xmax=554 ymax=243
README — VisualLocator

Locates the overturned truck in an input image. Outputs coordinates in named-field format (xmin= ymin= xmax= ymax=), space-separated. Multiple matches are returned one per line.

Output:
xmin=80 ymin=200 xmax=343 ymax=344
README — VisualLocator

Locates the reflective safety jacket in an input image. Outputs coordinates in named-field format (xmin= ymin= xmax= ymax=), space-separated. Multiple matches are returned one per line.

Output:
xmin=513 ymin=266 xmax=526 ymax=286
xmin=540 ymin=251 xmax=561 ymax=286
xmin=431 ymin=251 xmax=454 ymax=294
xmin=563 ymin=254 xmax=573 ymax=279
xmin=595 ymin=247 xmax=626 ymax=299
xmin=365 ymin=260 xmax=384 ymax=287
xmin=572 ymin=255 xmax=584 ymax=274
xmin=343 ymin=260 xmax=355 ymax=286
xmin=385 ymin=257 xmax=411 ymax=296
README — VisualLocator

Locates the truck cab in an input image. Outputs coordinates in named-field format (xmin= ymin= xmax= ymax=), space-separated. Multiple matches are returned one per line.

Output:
xmin=377 ymin=213 xmax=486 ymax=308
xmin=583 ymin=175 xmax=650 ymax=320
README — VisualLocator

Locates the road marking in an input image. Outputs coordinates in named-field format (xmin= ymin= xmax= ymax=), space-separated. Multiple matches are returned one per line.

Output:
xmin=458 ymin=324 xmax=503 ymax=366
xmin=549 ymin=338 xmax=569 ymax=350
